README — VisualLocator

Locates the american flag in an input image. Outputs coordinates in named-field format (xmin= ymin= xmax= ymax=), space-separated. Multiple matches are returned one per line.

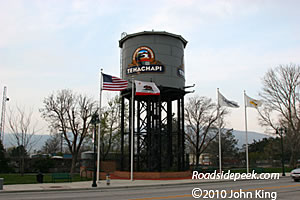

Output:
xmin=102 ymin=73 xmax=128 ymax=91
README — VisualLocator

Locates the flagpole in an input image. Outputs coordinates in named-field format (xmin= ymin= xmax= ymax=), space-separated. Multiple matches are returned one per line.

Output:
xmin=97 ymin=69 xmax=103 ymax=183
xmin=217 ymin=88 xmax=222 ymax=173
xmin=244 ymin=90 xmax=249 ymax=173
xmin=130 ymin=76 xmax=134 ymax=181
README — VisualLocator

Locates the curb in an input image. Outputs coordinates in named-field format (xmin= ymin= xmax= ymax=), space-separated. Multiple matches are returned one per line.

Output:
xmin=0 ymin=180 xmax=226 ymax=194
xmin=0 ymin=176 xmax=290 ymax=194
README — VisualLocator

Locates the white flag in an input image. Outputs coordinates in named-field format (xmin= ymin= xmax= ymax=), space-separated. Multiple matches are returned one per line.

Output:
xmin=244 ymin=94 xmax=262 ymax=108
xmin=135 ymin=80 xmax=160 ymax=95
xmin=218 ymin=91 xmax=239 ymax=108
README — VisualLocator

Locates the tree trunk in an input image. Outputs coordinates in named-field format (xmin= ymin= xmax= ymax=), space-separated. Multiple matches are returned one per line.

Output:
xmin=21 ymin=155 xmax=25 ymax=176
xmin=70 ymin=152 xmax=78 ymax=174
xmin=196 ymin=152 xmax=200 ymax=167
xmin=289 ymin=150 xmax=297 ymax=168
xmin=19 ymin=149 xmax=25 ymax=176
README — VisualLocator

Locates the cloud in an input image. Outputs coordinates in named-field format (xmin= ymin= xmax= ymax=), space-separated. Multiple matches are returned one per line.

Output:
xmin=1 ymin=0 xmax=300 ymax=135
xmin=186 ymin=45 xmax=300 ymax=83
xmin=0 ymin=0 xmax=121 ymax=48
xmin=128 ymin=0 xmax=260 ymax=34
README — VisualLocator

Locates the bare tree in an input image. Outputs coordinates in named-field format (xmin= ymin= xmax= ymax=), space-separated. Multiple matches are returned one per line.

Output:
xmin=258 ymin=63 xmax=300 ymax=167
xmin=41 ymin=133 xmax=61 ymax=154
xmin=7 ymin=105 xmax=40 ymax=175
xmin=185 ymin=95 xmax=227 ymax=167
xmin=100 ymin=95 xmax=128 ymax=160
xmin=40 ymin=89 xmax=97 ymax=174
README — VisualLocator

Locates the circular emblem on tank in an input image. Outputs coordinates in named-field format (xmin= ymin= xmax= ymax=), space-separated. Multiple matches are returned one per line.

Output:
xmin=127 ymin=46 xmax=164 ymax=75
xmin=132 ymin=46 xmax=155 ymax=66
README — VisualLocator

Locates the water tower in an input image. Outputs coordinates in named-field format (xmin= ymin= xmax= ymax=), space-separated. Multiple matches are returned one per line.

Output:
xmin=119 ymin=31 xmax=189 ymax=172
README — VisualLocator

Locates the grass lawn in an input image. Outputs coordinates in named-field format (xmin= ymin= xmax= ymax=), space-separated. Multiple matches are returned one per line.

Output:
xmin=0 ymin=173 xmax=92 ymax=185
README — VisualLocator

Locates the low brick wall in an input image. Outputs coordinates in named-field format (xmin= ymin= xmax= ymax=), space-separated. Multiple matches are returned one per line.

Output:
xmin=81 ymin=167 xmax=191 ymax=180
xmin=101 ymin=161 xmax=116 ymax=173
xmin=113 ymin=171 xmax=191 ymax=179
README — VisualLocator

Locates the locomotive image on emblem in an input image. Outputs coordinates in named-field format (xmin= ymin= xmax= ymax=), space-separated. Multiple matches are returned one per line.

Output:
xmin=127 ymin=46 xmax=164 ymax=74
xmin=136 ymin=49 xmax=152 ymax=65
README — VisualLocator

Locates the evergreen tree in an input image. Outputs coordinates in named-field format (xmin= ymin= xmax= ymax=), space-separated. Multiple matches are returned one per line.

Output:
xmin=0 ymin=140 xmax=11 ymax=173
xmin=205 ymin=129 xmax=239 ymax=167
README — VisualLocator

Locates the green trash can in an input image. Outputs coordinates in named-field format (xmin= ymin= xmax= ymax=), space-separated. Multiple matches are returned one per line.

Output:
xmin=0 ymin=178 xmax=3 ymax=190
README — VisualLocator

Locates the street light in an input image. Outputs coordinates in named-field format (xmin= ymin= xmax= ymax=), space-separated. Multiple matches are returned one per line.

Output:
xmin=91 ymin=112 xmax=100 ymax=187
xmin=276 ymin=127 xmax=286 ymax=177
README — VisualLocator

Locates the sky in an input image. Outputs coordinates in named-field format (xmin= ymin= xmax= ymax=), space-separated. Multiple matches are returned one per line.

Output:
xmin=1 ymin=0 xmax=300 ymax=135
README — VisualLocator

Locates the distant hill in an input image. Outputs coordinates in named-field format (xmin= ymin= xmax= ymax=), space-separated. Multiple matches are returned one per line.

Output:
xmin=232 ymin=130 xmax=274 ymax=148
xmin=3 ymin=133 xmax=50 ymax=152
xmin=2 ymin=130 xmax=273 ymax=152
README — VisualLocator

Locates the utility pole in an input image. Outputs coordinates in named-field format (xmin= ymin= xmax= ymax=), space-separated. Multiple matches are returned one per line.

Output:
xmin=0 ymin=86 xmax=9 ymax=142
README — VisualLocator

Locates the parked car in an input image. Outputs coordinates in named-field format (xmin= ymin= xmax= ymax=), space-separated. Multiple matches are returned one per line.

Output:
xmin=290 ymin=168 xmax=300 ymax=182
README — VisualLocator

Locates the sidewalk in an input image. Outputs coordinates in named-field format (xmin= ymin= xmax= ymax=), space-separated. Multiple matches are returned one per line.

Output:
xmin=1 ymin=173 xmax=290 ymax=193
xmin=1 ymin=179 xmax=203 ymax=193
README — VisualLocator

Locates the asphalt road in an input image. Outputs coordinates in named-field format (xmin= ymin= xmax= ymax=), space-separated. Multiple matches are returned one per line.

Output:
xmin=1 ymin=178 xmax=299 ymax=200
